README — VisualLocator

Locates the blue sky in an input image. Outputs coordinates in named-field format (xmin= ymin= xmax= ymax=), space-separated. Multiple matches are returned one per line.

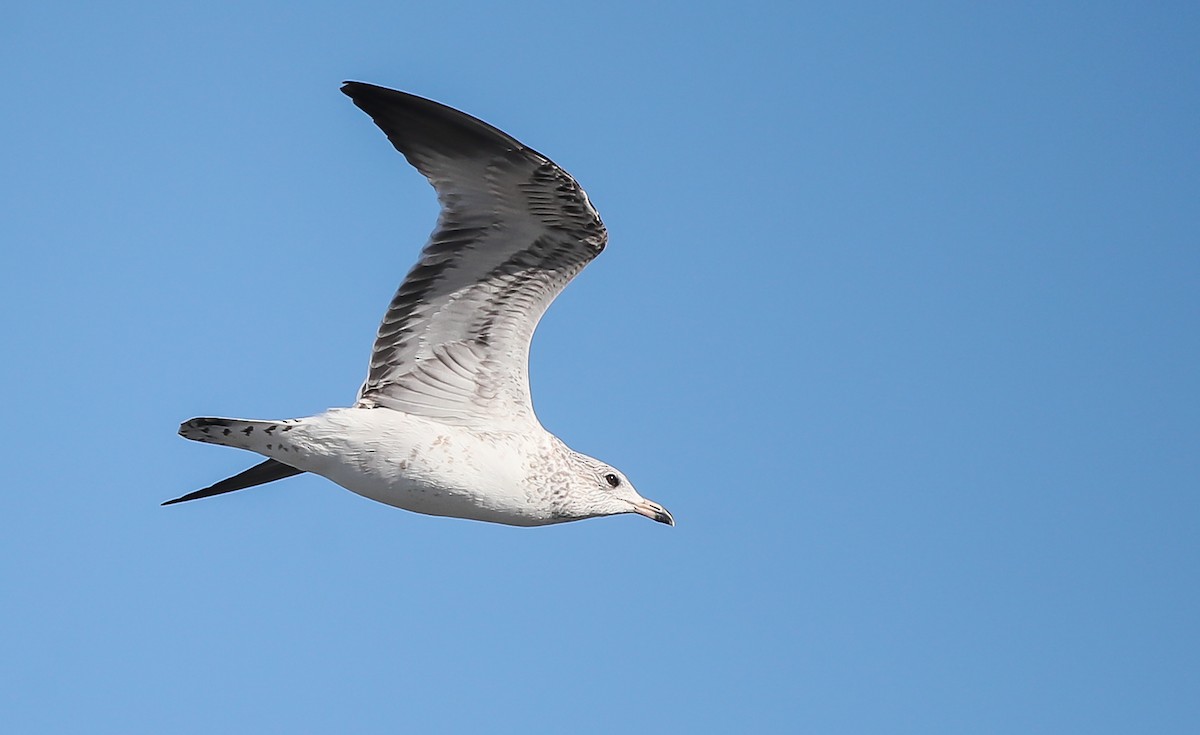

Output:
xmin=2 ymin=1 xmax=1197 ymax=732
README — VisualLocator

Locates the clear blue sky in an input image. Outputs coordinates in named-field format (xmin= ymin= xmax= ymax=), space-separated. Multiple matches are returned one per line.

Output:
xmin=2 ymin=1 xmax=1197 ymax=732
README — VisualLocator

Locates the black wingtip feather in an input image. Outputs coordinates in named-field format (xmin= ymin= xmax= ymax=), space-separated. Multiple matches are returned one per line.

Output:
xmin=163 ymin=459 xmax=305 ymax=506
xmin=339 ymin=81 xmax=527 ymax=165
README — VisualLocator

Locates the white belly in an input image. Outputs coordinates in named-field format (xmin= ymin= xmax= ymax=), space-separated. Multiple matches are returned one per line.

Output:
xmin=272 ymin=408 xmax=558 ymax=526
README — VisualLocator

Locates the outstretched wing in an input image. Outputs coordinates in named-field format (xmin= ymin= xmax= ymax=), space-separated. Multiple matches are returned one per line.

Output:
xmin=341 ymin=82 xmax=607 ymax=429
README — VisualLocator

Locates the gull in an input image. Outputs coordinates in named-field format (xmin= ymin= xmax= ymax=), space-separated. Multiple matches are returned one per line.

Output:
xmin=165 ymin=82 xmax=674 ymax=528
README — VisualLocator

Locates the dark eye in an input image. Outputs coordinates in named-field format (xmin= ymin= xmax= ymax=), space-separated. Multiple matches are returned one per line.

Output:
xmin=604 ymin=473 xmax=620 ymax=488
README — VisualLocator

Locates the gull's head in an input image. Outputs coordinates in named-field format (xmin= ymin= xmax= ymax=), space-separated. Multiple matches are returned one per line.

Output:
xmin=568 ymin=456 xmax=674 ymax=526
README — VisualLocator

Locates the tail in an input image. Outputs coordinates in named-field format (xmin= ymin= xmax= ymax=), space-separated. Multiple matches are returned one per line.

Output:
xmin=168 ymin=417 xmax=308 ymax=506
xmin=178 ymin=416 xmax=302 ymax=452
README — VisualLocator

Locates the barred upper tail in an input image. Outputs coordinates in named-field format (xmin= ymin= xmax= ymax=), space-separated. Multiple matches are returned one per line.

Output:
xmin=168 ymin=417 xmax=310 ymax=506
xmin=178 ymin=416 xmax=302 ymax=451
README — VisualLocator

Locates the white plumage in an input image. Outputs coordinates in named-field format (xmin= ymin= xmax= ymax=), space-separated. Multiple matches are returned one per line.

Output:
xmin=167 ymin=82 xmax=673 ymax=528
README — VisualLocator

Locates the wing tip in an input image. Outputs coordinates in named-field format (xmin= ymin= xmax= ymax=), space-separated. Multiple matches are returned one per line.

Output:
xmin=340 ymin=80 xmax=371 ymax=97
xmin=339 ymin=81 xmax=526 ymax=156
xmin=161 ymin=492 xmax=198 ymax=506
xmin=164 ymin=460 xmax=305 ymax=507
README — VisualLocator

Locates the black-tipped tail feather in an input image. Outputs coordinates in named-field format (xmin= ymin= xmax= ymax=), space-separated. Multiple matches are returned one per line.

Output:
xmin=163 ymin=459 xmax=304 ymax=506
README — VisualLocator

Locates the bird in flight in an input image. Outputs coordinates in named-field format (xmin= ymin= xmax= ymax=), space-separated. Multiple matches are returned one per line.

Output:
xmin=166 ymin=82 xmax=673 ymax=528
